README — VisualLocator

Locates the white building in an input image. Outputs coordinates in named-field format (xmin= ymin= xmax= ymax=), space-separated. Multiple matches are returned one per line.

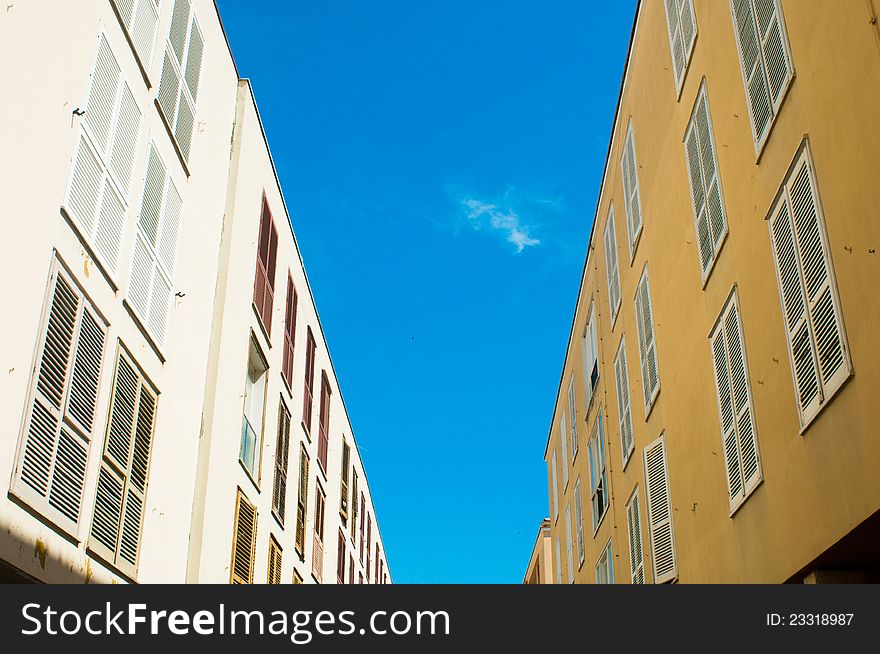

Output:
xmin=0 ymin=0 xmax=390 ymax=585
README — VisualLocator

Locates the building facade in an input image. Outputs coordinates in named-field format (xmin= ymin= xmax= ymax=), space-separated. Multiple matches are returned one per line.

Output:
xmin=0 ymin=0 xmax=389 ymax=584
xmin=523 ymin=518 xmax=553 ymax=584
xmin=544 ymin=0 xmax=880 ymax=584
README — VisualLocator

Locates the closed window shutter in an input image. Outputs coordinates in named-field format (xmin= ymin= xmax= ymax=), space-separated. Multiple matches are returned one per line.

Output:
xmin=574 ymin=479 xmax=584 ymax=565
xmin=554 ymin=538 xmax=562 ymax=584
xmin=626 ymin=490 xmax=645 ymax=584
xmin=635 ymin=269 xmax=660 ymax=413
xmin=253 ymin=198 xmax=278 ymax=335
xmin=14 ymin=266 xmax=108 ymax=535
xmin=337 ymin=530 xmax=346 ymax=584
xmin=588 ymin=414 xmax=609 ymax=531
xmin=157 ymin=0 xmax=203 ymax=160
xmin=604 ymin=208 xmax=622 ymax=320
xmin=313 ymin=484 xmax=325 ymax=582
xmin=302 ymin=328 xmax=316 ymax=433
xmin=730 ymin=0 xmax=793 ymax=149
xmin=272 ymin=401 xmax=291 ymax=524
xmin=664 ymin=0 xmax=697 ymax=91
xmin=559 ymin=412 xmax=569 ymax=488
xmin=684 ymin=84 xmax=727 ymax=277
xmin=567 ymin=378 xmax=577 ymax=458
xmin=350 ymin=471 xmax=359 ymax=541
xmin=710 ymin=291 xmax=762 ymax=512
xmin=615 ymin=339 xmax=634 ymax=464
xmin=268 ymin=537 xmax=282 ymax=585
xmin=340 ymin=442 xmax=350 ymax=520
xmin=129 ymin=143 xmax=182 ymax=346
xmin=550 ymin=450 xmax=559 ymax=521
xmin=768 ymin=146 xmax=849 ymax=427
xmin=293 ymin=569 xmax=304 ymax=584
xmin=317 ymin=373 xmax=331 ymax=473
xmin=113 ymin=0 xmax=160 ymax=70
xmin=596 ymin=541 xmax=614 ymax=584
xmin=66 ymin=33 xmax=142 ymax=273
xmin=582 ymin=307 xmax=599 ymax=407
xmin=230 ymin=490 xmax=257 ymax=584
xmin=282 ymin=275 xmax=297 ymax=388
xmin=89 ymin=351 xmax=157 ymax=578
xmin=295 ymin=444 xmax=309 ymax=556
xmin=621 ymin=122 xmax=643 ymax=257
xmin=643 ymin=435 xmax=677 ymax=583
xmin=366 ymin=514 xmax=372 ymax=580
xmin=564 ymin=506 xmax=574 ymax=583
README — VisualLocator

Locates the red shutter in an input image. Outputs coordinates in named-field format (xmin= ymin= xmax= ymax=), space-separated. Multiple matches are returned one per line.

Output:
xmin=302 ymin=328 xmax=316 ymax=433
xmin=349 ymin=555 xmax=354 ymax=585
xmin=253 ymin=197 xmax=278 ymax=334
xmin=317 ymin=372 xmax=331 ymax=473
xmin=282 ymin=275 xmax=297 ymax=388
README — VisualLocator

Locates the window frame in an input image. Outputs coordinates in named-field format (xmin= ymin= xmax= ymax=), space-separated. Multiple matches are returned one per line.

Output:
xmin=587 ymin=412 xmax=610 ymax=535
xmin=663 ymin=0 xmax=699 ymax=98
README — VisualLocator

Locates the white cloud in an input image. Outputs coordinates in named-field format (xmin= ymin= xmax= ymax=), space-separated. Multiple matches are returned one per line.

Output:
xmin=461 ymin=197 xmax=540 ymax=253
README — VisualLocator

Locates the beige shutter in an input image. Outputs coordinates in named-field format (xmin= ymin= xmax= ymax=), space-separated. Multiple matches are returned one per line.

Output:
xmin=604 ymin=208 xmax=621 ymax=321
xmin=574 ymin=479 xmax=584 ymax=565
xmin=272 ymin=402 xmax=291 ymax=524
xmin=295 ymin=443 xmax=309 ymax=556
xmin=768 ymin=145 xmax=850 ymax=428
xmin=268 ymin=537 xmax=283 ymax=585
xmin=230 ymin=490 xmax=257 ymax=584
xmin=614 ymin=338 xmax=634 ymax=464
xmin=626 ymin=490 xmax=645 ymax=584
xmin=14 ymin=266 xmax=108 ymax=535
xmin=312 ymin=484 xmax=326 ymax=583
xmin=643 ymin=435 xmax=677 ymax=583
xmin=567 ymin=378 xmax=577 ymax=458
xmin=564 ymin=505 xmax=574 ymax=583
xmin=621 ymin=122 xmax=643 ymax=257
xmin=89 ymin=350 xmax=157 ymax=579
xmin=550 ymin=450 xmax=559 ymax=521
xmin=710 ymin=290 xmax=762 ymax=512
xmin=340 ymin=442 xmax=350 ymax=520
xmin=559 ymin=411 xmax=569 ymax=487
xmin=635 ymin=268 xmax=660 ymax=413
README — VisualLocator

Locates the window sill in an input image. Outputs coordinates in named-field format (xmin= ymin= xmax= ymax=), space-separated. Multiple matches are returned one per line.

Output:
xmin=798 ymin=369 xmax=854 ymax=435
xmin=109 ymin=0 xmax=153 ymax=91
xmin=728 ymin=476 xmax=764 ymax=518
xmin=753 ymin=73 xmax=795 ymax=165
xmin=154 ymin=98 xmax=191 ymax=178
xmin=59 ymin=206 xmax=120 ymax=294
xmin=644 ymin=385 xmax=661 ymax=422
xmin=122 ymin=299 xmax=167 ymax=364
xmin=271 ymin=509 xmax=284 ymax=530
xmin=673 ymin=33 xmax=698 ymax=103
xmin=621 ymin=446 xmax=634 ymax=472
xmin=628 ymin=228 xmax=643 ymax=267
xmin=301 ymin=420 xmax=312 ymax=443
xmin=699 ymin=230 xmax=729 ymax=290
xmin=238 ymin=458 xmax=261 ymax=494
xmin=591 ymin=507 xmax=609 ymax=539
xmin=251 ymin=302 xmax=273 ymax=349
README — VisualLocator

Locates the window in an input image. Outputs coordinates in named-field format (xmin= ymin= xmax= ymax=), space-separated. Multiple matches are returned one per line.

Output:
xmin=604 ymin=207 xmax=622 ymax=323
xmin=317 ymin=372 xmax=332 ymax=474
xmin=621 ymin=120 xmax=644 ymax=259
xmin=684 ymin=82 xmax=727 ymax=280
xmin=554 ymin=537 xmax=562 ymax=585
xmin=730 ymin=0 xmax=794 ymax=153
xmin=643 ymin=435 xmax=677 ymax=584
xmin=567 ymin=378 xmax=578 ymax=460
xmin=340 ymin=441 xmax=350 ymax=522
xmin=268 ymin=536 xmax=282 ymax=585
xmin=350 ymin=470 xmax=359 ymax=542
xmin=635 ymin=267 xmax=660 ymax=415
xmin=550 ymin=450 xmax=559 ymax=521
xmin=710 ymin=289 xmax=763 ymax=513
xmin=564 ymin=505 xmax=574 ymax=583
xmin=625 ymin=489 xmax=645 ymax=584
xmin=111 ymin=0 xmax=160 ymax=71
xmin=281 ymin=275 xmax=297 ymax=389
xmin=292 ymin=569 xmax=304 ymax=585
xmin=230 ymin=490 xmax=257 ymax=584
xmin=375 ymin=544 xmax=380 ymax=583
xmin=359 ymin=493 xmax=365 ymax=562
xmin=157 ymin=0 xmax=204 ymax=160
xmin=89 ymin=349 xmax=157 ymax=579
xmin=302 ymin=327 xmax=316 ymax=434
xmin=128 ymin=143 xmax=183 ymax=346
xmin=582 ymin=304 xmax=599 ymax=408
xmin=312 ymin=482 xmax=326 ymax=582
xmin=294 ymin=444 xmax=309 ymax=557
xmin=596 ymin=540 xmax=614 ymax=584
xmin=252 ymin=197 xmax=278 ymax=335
xmin=272 ymin=400 xmax=291 ymax=524
xmin=337 ymin=529 xmax=346 ymax=584
xmin=65 ymin=32 xmax=141 ymax=273
xmin=767 ymin=143 xmax=851 ymax=429
xmin=240 ymin=338 xmax=267 ymax=481
xmin=12 ymin=263 xmax=108 ymax=536
xmin=664 ymin=0 xmax=697 ymax=95
xmin=366 ymin=513 xmax=373 ymax=582
xmin=614 ymin=337 xmax=634 ymax=466
xmin=573 ymin=478 xmax=585 ymax=567
xmin=349 ymin=555 xmax=354 ymax=586
xmin=559 ymin=411 xmax=569 ymax=489
xmin=587 ymin=414 xmax=609 ymax=532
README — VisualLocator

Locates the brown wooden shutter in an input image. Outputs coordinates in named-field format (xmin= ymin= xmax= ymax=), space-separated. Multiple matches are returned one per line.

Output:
xmin=349 ymin=554 xmax=354 ymax=585
xmin=339 ymin=441 xmax=350 ymax=521
xmin=272 ymin=400 xmax=291 ymax=524
xmin=337 ymin=529 xmax=346 ymax=584
xmin=301 ymin=328 xmax=316 ymax=433
xmin=268 ymin=536 xmax=282 ymax=584
xmin=295 ymin=443 xmax=309 ymax=557
xmin=366 ymin=514 xmax=372 ymax=582
xmin=292 ymin=569 xmax=304 ymax=584
xmin=282 ymin=275 xmax=297 ymax=389
xmin=253 ymin=197 xmax=278 ymax=335
xmin=359 ymin=493 xmax=365 ymax=562
xmin=350 ymin=470 xmax=359 ymax=542
xmin=317 ymin=372 xmax=331 ymax=473
xmin=230 ymin=490 xmax=258 ymax=584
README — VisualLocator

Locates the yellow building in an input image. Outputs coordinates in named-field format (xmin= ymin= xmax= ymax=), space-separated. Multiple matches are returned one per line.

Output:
xmin=523 ymin=518 xmax=553 ymax=584
xmin=544 ymin=0 xmax=880 ymax=584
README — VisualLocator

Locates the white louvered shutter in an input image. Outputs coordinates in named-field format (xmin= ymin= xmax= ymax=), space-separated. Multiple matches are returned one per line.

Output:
xmin=574 ymin=479 xmax=584 ymax=565
xmin=644 ymin=436 xmax=676 ymax=583
xmin=604 ymin=208 xmax=621 ymax=321
xmin=129 ymin=143 xmax=183 ymax=346
xmin=550 ymin=450 xmax=559 ymax=521
xmin=568 ymin=378 xmax=577 ymax=458
xmin=730 ymin=0 xmax=793 ymax=149
xmin=555 ymin=538 xmax=562 ymax=584
xmin=559 ymin=412 xmax=569 ymax=488
xmin=621 ymin=122 xmax=643 ymax=257
xmin=665 ymin=0 xmax=697 ymax=92
xmin=615 ymin=339 xmax=634 ymax=464
xmin=13 ymin=266 xmax=107 ymax=536
xmin=66 ymin=33 xmax=142 ymax=273
xmin=89 ymin=351 xmax=157 ymax=579
xmin=635 ymin=270 xmax=660 ymax=413
xmin=685 ymin=84 xmax=727 ymax=277
xmin=564 ymin=505 xmax=574 ymax=583
xmin=113 ymin=0 xmax=160 ymax=69
xmin=710 ymin=292 xmax=762 ymax=512
xmin=626 ymin=491 xmax=645 ymax=584
xmin=768 ymin=147 xmax=849 ymax=427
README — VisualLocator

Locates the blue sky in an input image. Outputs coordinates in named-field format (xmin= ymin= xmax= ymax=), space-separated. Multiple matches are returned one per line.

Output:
xmin=216 ymin=0 xmax=637 ymax=583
